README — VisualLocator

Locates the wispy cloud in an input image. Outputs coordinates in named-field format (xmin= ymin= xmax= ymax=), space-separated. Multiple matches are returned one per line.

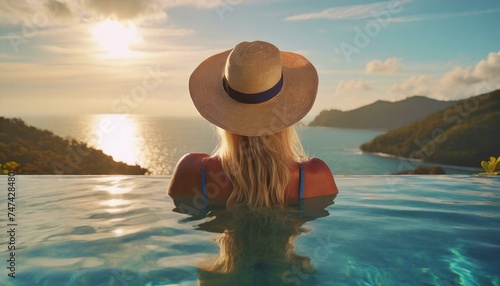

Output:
xmin=37 ymin=45 xmax=90 ymax=55
xmin=284 ymin=2 xmax=499 ymax=23
xmin=0 ymin=0 xmax=76 ymax=26
xmin=284 ymin=0 xmax=410 ymax=21
xmin=337 ymin=79 xmax=374 ymax=91
xmin=382 ymin=9 xmax=500 ymax=23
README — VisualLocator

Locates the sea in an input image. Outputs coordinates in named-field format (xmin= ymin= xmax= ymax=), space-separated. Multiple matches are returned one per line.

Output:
xmin=20 ymin=115 xmax=479 ymax=175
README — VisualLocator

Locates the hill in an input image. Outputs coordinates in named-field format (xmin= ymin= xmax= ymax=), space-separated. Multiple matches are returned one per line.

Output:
xmin=309 ymin=96 xmax=456 ymax=130
xmin=359 ymin=89 xmax=500 ymax=168
xmin=0 ymin=117 xmax=148 ymax=175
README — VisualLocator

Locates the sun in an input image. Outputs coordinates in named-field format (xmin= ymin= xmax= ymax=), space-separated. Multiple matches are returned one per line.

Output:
xmin=92 ymin=20 xmax=141 ymax=58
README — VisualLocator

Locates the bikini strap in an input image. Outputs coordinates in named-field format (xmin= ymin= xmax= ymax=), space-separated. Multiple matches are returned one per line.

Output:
xmin=200 ymin=158 xmax=208 ymax=209
xmin=298 ymin=163 xmax=305 ymax=211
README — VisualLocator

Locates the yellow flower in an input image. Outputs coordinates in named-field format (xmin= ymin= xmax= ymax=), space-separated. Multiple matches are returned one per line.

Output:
xmin=481 ymin=156 xmax=499 ymax=174
xmin=2 ymin=161 xmax=21 ymax=173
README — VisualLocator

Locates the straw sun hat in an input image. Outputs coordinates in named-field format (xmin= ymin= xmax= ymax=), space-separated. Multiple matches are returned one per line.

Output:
xmin=189 ymin=41 xmax=318 ymax=136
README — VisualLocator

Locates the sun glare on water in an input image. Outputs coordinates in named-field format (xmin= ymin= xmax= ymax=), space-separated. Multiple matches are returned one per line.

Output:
xmin=93 ymin=114 xmax=144 ymax=166
xmin=92 ymin=20 xmax=141 ymax=58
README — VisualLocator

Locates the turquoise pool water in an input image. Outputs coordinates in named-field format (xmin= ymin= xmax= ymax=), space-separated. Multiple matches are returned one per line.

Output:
xmin=1 ymin=175 xmax=499 ymax=285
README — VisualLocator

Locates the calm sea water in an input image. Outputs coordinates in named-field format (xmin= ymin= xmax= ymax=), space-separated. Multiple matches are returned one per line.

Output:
xmin=20 ymin=115 xmax=477 ymax=175
xmin=1 ymin=175 xmax=498 ymax=285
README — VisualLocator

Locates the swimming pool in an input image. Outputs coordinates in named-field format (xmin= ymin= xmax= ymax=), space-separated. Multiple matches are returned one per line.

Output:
xmin=1 ymin=175 xmax=499 ymax=285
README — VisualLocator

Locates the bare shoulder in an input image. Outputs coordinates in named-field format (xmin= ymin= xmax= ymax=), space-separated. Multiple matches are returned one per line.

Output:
xmin=167 ymin=153 xmax=209 ymax=197
xmin=176 ymin=153 xmax=210 ymax=168
xmin=302 ymin=158 xmax=339 ymax=197
xmin=302 ymin=157 xmax=331 ymax=171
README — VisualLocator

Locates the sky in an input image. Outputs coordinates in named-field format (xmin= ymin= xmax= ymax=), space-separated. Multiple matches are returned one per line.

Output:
xmin=0 ymin=0 xmax=499 ymax=121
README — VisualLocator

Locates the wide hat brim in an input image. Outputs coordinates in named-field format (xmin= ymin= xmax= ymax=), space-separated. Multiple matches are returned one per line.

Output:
xmin=189 ymin=49 xmax=318 ymax=136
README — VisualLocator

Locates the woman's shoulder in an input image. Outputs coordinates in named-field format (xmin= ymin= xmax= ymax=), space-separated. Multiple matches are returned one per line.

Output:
xmin=302 ymin=157 xmax=330 ymax=170
xmin=301 ymin=158 xmax=338 ymax=197
xmin=168 ymin=153 xmax=210 ymax=197
xmin=300 ymin=158 xmax=333 ymax=178
xmin=177 ymin=152 xmax=211 ymax=165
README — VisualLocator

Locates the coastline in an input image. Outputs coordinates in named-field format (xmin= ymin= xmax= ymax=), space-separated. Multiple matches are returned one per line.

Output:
xmin=361 ymin=151 xmax=482 ymax=174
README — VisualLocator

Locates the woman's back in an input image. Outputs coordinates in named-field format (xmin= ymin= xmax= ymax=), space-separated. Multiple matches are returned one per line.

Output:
xmin=168 ymin=152 xmax=338 ymax=208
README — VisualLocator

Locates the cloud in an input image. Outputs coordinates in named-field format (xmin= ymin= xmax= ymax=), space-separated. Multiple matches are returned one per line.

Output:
xmin=285 ymin=3 xmax=499 ymax=25
xmin=0 ymin=0 xmax=232 ymax=25
xmin=83 ymin=0 xmax=166 ymax=21
xmin=335 ymin=80 xmax=374 ymax=94
xmin=330 ymin=80 xmax=376 ymax=111
xmin=0 ymin=0 xmax=74 ymax=26
xmin=45 ymin=0 xmax=73 ymax=18
xmin=388 ymin=75 xmax=436 ymax=96
xmin=474 ymin=51 xmax=500 ymax=81
xmin=440 ymin=67 xmax=481 ymax=87
xmin=284 ymin=0 xmax=410 ymax=21
xmin=285 ymin=2 xmax=384 ymax=21
xmin=382 ymin=9 xmax=500 ymax=24
xmin=159 ymin=0 xmax=234 ymax=9
xmin=366 ymin=57 xmax=401 ymax=74
xmin=389 ymin=51 xmax=500 ymax=99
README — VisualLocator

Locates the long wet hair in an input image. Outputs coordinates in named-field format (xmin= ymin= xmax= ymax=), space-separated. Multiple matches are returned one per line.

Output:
xmin=212 ymin=126 xmax=308 ymax=207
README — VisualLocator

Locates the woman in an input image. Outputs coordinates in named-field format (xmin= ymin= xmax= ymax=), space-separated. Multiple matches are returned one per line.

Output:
xmin=168 ymin=41 xmax=338 ymax=210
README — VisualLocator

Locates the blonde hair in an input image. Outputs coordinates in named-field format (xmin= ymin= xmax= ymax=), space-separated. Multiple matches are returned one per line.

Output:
xmin=212 ymin=126 xmax=308 ymax=207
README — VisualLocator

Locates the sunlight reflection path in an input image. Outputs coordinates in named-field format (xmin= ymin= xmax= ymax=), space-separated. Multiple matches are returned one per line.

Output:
xmin=92 ymin=114 xmax=145 ymax=166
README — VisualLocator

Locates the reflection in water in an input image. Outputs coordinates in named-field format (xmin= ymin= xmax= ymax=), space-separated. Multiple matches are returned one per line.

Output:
xmin=101 ymin=199 xmax=129 ymax=207
xmin=101 ymin=185 xmax=132 ymax=195
xmin=113 ymin=228 xmax=124 ymax=236
xmin=195 ymin=206 xmax=326 ymax=286
xmin=92 ymin=114 xmax=144 ymax=165
xmin=89 ymin=114 xmax=169 ymax=173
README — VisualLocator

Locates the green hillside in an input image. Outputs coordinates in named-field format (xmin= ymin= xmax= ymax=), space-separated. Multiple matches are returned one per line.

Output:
xmin=0 ymin=117 xmax=148 ymax=175
xmin=310 ymin=96 xmax=456 ymax=130
xmin=360 ymin=89 xmax=500 ymax=168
